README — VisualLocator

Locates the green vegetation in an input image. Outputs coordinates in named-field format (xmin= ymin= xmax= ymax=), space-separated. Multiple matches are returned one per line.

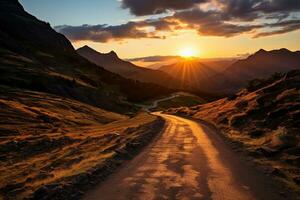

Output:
xmin=155 ymin=93 xmax=205 ymax=110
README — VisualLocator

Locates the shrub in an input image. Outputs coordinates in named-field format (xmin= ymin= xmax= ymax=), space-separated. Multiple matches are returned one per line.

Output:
xmin=230 ymin=113 xmax=248 ymax=127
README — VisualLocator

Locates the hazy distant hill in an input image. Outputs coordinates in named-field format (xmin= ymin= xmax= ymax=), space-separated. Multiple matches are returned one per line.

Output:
xmin=77 ymin=46 xmax=142 ymax=75
xmin=0 ymin=0 xmax=173 ymax=112
xmin=158 ymin=49 xmax=300 ymax=94
xmin=159 ymin=60 xmax=218 ymax=90
xmin=215 ymin=48 xmax=300 ymax=92
xmin=77 ymin=46 xmax=182 ymax=89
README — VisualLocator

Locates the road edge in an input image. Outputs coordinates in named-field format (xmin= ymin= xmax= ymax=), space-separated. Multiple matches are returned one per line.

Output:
xmin=166 ymin=113 xmax=300 ymax=199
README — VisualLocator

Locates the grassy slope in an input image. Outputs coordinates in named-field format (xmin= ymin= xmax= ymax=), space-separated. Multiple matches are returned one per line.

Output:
xmin=167 ymin=70 xmax=300 ymax=193
xmin=154 ymin=93 xmax=205 ymax=111
xmin=0 ymin=86 xmax=164 ymax=199
xmin=0 ymin=1 xmax=169 ymax=199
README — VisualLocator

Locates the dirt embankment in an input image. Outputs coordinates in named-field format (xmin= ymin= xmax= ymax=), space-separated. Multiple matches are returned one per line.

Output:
xmin=166 ymin=70 xmax=300 ymax=194
xmin=0 ymin=86 xmax=165 ymax=200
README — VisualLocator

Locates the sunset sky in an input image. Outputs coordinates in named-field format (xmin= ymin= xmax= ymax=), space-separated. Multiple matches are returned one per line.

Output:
xmin=20 ymin=0 xmax=300 ymax=59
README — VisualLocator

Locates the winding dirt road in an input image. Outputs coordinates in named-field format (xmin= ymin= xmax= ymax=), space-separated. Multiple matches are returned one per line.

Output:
xmin=136 ymin=93 xmax=179 ymax=112
xmin=84 ymin=113 xmax=289 ymax=200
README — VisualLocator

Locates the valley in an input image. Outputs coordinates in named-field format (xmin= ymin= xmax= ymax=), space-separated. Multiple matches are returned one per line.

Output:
xmin=0 ymin=0 xmax=300 ymax=199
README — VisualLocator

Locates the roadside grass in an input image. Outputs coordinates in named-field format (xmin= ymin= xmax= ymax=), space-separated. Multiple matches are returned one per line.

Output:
xmin=0 ymin=87 xmax=161 ymax=200
xmin=154 ymin=93 xmax=205 ymax=111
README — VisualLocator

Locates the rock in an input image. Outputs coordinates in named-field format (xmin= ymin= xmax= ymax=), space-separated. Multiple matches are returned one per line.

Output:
xmin=279 ymin=191 xmax=286 ymax=196
xmin=112 ymin=132 xmax=120 ymax=137
xmin=285 ymin=157 xmax=300 ymax=167
xmin=249 ymin=130 xmax=264 ymax=138
xmin=0 ymin=128 xmax=19 ymax=136
xmin=114 ymin=149 xmax=131 ymax=159
xmin=260 ymin=165 xmax=276 ymax=174
xmin=256 ymin=147 xmax=279 ymax=157
xmin=78 ymin=190 xmax=84 ymax=195
xmin=218 ymin=114 xmax=228 ymax=124
xmin=271 ymin=168 xmax=286 ymax=178
xmin=293 ymin=177 xmax=300 ymax=185
xmin=256 ymin=94 xmax=275 ymax=108
xmin=287 ymin=70 xmax=300 ymax=78
xmin=7 ymin=188 xmax=25 ymax=198
xmin=126 ymin=142 xmax=140 ymax=149
xmin=235 ymin=100 xmax=248 ymax=109
xmin=268 ymin=108 xmax=288 ymax=119
xmin=75 ymin=174 xmax=89 ymax=185
xmin=2 ymin=182 xmax=24 ymax=193
xmin=285 ymin=147 xmax=300 ymax=156
xmin=230 ymin=113 xmax=248 ymax=127
xmin=37 ymin=114 xmax=59 ymax=123
xmin=227 ymin=94 xmax=238 ymax=101
xmin=33 ymin=186 xmax=50 ymax=199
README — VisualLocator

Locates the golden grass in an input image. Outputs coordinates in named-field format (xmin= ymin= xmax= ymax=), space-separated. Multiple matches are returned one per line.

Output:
xmin=0 ymin=88 xmax=158 ymax=199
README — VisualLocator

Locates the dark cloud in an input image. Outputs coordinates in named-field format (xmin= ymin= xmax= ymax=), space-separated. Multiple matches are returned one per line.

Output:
xmin=173 ymin=8 xmax=262 ymax=37
xmin=168 ymin=1 xmax=300 ymax=37
xmin=122 ymin=0 xmax=300 ymax=19
xmin=218 ymin=0 xmax=300 ymax=21
xmin=54 ymin=19 xmax=174 ymax=42
xmin=255 ymin=0 xmax=300 ymax=13
xmin=127 ymin=55 xmax=179 ymax=62
xmin=56 ymin=0 xmax=300 ymax=42
xmin=121 ymin=0 xmax=207 ymax=16
xmin=254 ymin=19 xmax=300 ymax=37
xmin=219 ymin=0 xmax=262 ymax=21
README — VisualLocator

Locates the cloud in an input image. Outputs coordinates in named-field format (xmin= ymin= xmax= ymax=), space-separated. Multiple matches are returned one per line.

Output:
xmin=172 ymin=8 xmax=263 ymax=37
xmin=56 ymin=0 xmax=300 ymax=42
xmin=126 ymin=55 xmax=180 ymax=62
xmin=254 ymin=19 xmax=300 ymax=37
xmin=255 ymin=0 xmax=300 ymax=13
xmin=54 ymin=20 xmax=174 ymax=42
xmin=121 ymin=0 xmax=207 ymax=16
xmin=167 ymin=1 xmax=300 ymax=37
xmin=122 ymin=0 xmax=300 ymax=18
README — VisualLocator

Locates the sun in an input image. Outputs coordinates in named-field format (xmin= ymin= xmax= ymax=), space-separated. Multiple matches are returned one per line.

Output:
xmin=180 ymin=47 xmax=198 ymax=58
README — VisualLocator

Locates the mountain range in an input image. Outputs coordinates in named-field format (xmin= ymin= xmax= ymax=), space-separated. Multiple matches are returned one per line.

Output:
xmin=216 ymin=48 xmax=300 ymax=92
xmin=158 ymin=48 xmax=300 ymax=93
xmin=0 ymin=0 xmax=173 ymax=113
xmin=1 ymin=0 xmax=299 ymax=104
xmin=77 ymin=45 xmax=183 ymax=89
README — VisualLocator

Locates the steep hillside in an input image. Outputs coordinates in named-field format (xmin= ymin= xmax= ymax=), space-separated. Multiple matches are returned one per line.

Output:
xmin=167 ymin=70 xmax=300 ymax=192
xmin=77 ymin=46 xmax=182 ymax=89
xmin=0 ymin=0 xmax=172 ymax=113
xmin=77 ymin=46 xmax=142 ymax=75
xmin=0 ymin=1 xmax=169 ymax=199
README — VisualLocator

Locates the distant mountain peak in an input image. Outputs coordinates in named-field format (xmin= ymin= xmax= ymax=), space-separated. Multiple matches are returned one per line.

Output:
xmin=78 ymin=46 xmax=119 ymax=59
xmin=273 ymin=48 xmax=291 ymax=54
xmin=258 ymin=48 xmax=266 ymax=52
xmin=255 ymin=49 xmax=267 ymax=55
xmin=252 ymin=48 xmax=296 ymax=59
xmin=78 ymin=45 xmax=95 ymax=52
xmin=81 ymin=45 xmax=92 ymax=49
xmin=278 ymin=48 xmax=289 ymax=52
xmin=107 ymin=50 xmax=118 ymax=58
